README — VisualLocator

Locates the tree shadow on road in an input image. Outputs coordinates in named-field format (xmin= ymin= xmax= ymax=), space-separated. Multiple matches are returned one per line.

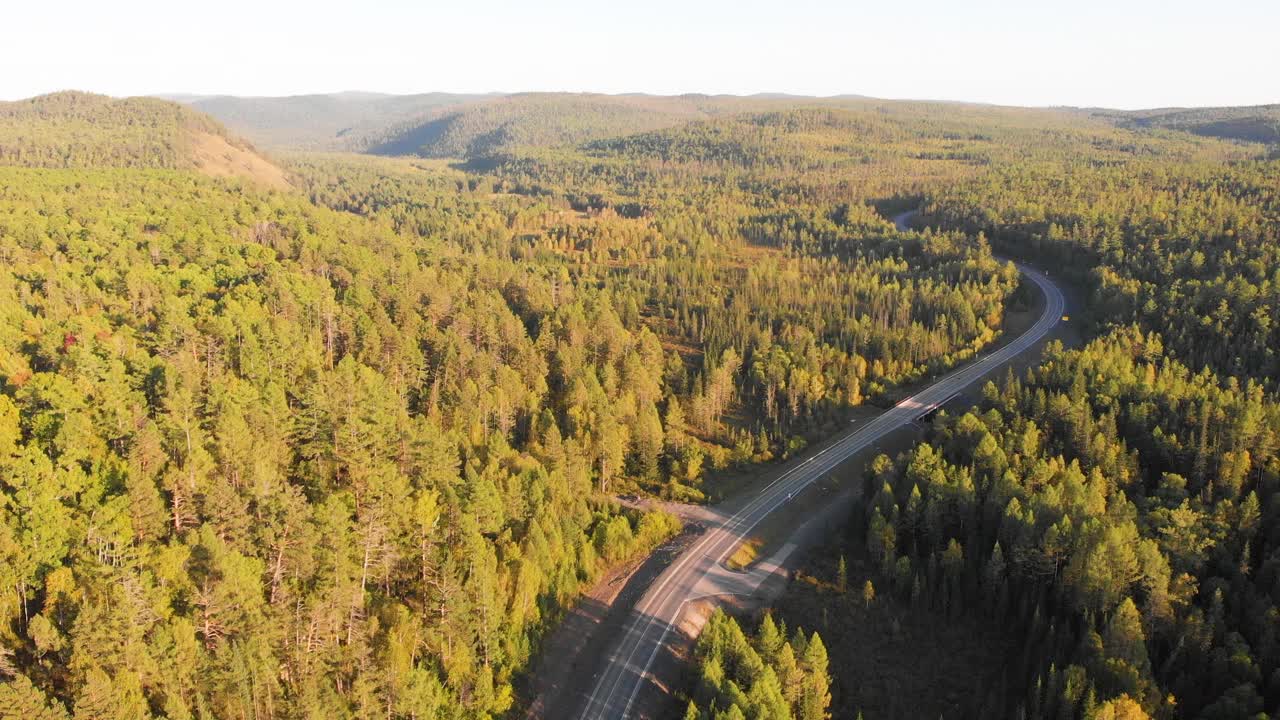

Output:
xmin=519 ymin=522 xmax=706 ymax=719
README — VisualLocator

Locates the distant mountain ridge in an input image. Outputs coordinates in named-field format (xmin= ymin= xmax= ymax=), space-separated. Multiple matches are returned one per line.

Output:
xmin=185 ymin=92 xmax=496 ymax=150
xmin=176 ymin=92 xmax=873 ymax=157
xmin=164 ymin=90 xmax=1280 ymax=158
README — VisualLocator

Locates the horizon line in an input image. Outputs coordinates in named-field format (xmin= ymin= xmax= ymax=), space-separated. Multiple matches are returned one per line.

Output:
xmin=6 ymin=87 xmax=1279 ymax=113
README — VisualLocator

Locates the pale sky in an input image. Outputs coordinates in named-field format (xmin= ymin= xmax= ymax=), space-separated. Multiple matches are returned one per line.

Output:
xmin=5 ymin=0 xmax=1278 ymax=109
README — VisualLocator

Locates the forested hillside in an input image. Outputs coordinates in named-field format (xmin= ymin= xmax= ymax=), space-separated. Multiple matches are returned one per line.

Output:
xmin=1091 ymin=106 xmax=1280 ymax=145
xmin=363 ymin=93 xmax=734 ymax=159
xmin=0 ymin=92 xmax=289 ymax=188
xmin=0 ymin=91 xmax=227 ymax=168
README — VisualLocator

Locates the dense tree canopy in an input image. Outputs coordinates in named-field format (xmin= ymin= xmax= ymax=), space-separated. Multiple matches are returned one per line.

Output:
xmin=925 ymin=159 xmax=1280 ymax=383
xmin=685 ymin=610 xmax=832 ymax=720
xmin=835 ymin=326 xmax=1280 ymax=718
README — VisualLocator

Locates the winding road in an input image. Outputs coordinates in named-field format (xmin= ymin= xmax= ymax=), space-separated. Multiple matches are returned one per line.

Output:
xmin=573 ymin=212 xmax=1065 ymax=719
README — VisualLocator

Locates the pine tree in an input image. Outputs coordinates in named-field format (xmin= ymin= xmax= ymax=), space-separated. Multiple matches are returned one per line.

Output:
xmin=776 ymin=642 xmax=804 ymax=706
xmin=799 ymin=632 xmax=832 ymax=719
xmin=756 ymin=613 xmax=785 ymax=663
xmin=0 ymin=674 xmax=69 ymax=720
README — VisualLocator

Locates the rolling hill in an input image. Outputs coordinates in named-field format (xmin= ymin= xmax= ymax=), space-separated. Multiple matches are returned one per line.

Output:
xmin=362 ymin=93 xmax=756 ymax=158
xmin=0 ymin=91 xmax=290 ymax=188
xmin=1089 ymin=104 xmax=1280 ymax=144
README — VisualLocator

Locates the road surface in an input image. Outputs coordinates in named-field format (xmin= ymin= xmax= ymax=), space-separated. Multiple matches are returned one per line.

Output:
xmin=574 ymin=211 xmax=1065 ymax=719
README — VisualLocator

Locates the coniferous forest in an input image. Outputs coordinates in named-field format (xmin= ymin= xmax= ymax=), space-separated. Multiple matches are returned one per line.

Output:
xmin=0 ymin=87 xmax=1277 ymax=720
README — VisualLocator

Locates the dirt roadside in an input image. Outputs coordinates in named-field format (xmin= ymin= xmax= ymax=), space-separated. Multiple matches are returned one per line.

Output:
xmin=517 ymin=513 xmax=706 ymax=720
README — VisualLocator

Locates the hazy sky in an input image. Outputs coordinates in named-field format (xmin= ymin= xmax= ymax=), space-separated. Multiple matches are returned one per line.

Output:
xmin=5 ymin=0 xmax=1277 ymax=109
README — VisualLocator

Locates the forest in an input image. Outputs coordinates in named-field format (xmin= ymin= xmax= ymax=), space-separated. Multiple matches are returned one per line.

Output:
xmin=0 ymin=88 xmax=1276 ymax=720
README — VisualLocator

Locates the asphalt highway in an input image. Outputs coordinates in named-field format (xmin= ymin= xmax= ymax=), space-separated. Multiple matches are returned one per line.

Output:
xmin=575 ymin=223 xmax=1065 ymax=719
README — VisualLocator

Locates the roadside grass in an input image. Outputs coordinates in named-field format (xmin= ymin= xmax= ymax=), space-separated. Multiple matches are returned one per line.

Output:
xmin=725 ymin=538 xmax=761 ymax=571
